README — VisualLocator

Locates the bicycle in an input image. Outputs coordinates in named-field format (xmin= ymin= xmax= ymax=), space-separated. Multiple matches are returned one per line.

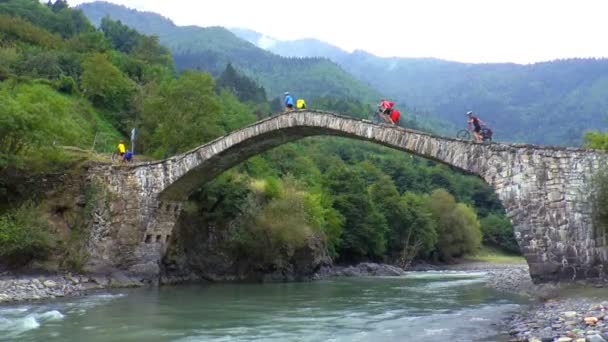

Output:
xmin=456 ymin=126 xmax=493 ymax=142
xmin=110 ymin=151 xmax=121 ymax=163
xmin=110 ymin=151 xmax=132 ymax=163
xmin=369 ymin=110 xmax=395 ymax=125
xmin=370 ymin=110 xmax=382 ymax=124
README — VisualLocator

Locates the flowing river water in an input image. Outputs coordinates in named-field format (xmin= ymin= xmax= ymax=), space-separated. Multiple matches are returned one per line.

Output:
xmin=0 ymin=271 xmax=530 ymax=342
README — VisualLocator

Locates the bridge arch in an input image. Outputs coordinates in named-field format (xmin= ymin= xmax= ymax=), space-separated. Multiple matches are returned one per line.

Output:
xmin=91 ymin=111 xmax=605 ymax=283
xmin=134 ymin=111 xmax=491 ymax=201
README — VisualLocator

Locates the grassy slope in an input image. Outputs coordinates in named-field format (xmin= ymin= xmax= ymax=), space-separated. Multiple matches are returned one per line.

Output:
xmin=466 ymin=245 xmax=525 ymax=264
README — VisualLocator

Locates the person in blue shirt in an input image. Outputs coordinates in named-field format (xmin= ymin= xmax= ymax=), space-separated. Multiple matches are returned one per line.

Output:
xmin=284 ymin=92 xmax=294 ymax=111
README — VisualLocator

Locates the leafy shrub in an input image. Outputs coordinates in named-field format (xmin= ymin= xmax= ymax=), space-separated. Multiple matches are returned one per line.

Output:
xmin=0 ymin=202 xmax=53 ymax=265
xmin=263 ymin=177 xmax=282 ymax=200
xmin=428 ymin=189 xmax=482 ymax=261
xmin=55 ymin=75 xmax=77 ymax=94
xmin=0 ymin=14 xmax=62 ymax=48
xmin=233 ymin=180 xmax=319 ymax=267
xmin=585 ymin=131 xmax=608 ymax=151
xmin=80 ymin=53 xmax=135 ymax=118
xmin=480 ymin=214 xmax=519 ymax=253
xmin=590 ymin=168 xmax=608 ymax=237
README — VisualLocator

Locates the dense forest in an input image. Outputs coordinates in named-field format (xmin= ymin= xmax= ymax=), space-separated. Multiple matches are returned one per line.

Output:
xmin=0 ymin=0 xmax=518 ymax=275
xmin=233 ymin=30 xmax=608 ymax=146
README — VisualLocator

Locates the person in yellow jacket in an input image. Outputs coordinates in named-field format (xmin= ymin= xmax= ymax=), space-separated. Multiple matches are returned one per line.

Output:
xmin=296 ymin=98 xmax=306 ymax=110
xmin=117 ymin=140 xmax=127 ymax=161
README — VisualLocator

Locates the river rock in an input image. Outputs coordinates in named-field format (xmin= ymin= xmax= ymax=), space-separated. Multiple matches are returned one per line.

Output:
xmin=317 ymin=262 xmax=407 ymax=278
xmin=43 ymin=280 xmax=57 ymax=288
xmin=588 ymin=335 xmax=608 ymax=342
xmin=92 ymin=276 xmax=109 ymax=286
xmin=31 ymin=278 xmax=44 ymax=289
xmin=108 ymin=272 xmax=142 ymax=288
xmin=563 ymin=312 xmax=578 ymax=318
xmin=67 ymin=275 xmax=80 ymax=284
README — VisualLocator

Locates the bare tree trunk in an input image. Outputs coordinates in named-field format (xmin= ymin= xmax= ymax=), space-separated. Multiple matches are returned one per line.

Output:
xmin=398 ymin=228 xmax=425 ymax=270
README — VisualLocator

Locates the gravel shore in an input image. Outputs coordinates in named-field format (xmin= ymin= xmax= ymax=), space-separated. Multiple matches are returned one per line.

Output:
xmin=440 ymin=261 xmax=536 ymax=295
xmin=0 ymin=272 xmax=144 ymax=304
xmin=508 ymin=298 xmax=608 ymax=342
xmin=440 ymin=261 xmax=608 ymax=342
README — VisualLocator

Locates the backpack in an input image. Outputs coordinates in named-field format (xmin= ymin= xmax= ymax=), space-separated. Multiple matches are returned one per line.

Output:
xmin=390 ymin=110 xmax=400 ymax=124
xmin=285 ymin=95 xmax=294 ymax=106
xmin=296 ymin=98 xmax=306 ymax=109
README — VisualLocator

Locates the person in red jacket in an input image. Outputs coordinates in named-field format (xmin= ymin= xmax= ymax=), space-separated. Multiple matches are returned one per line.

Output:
xmin=378 ymin=99 xmax=396 ymax=124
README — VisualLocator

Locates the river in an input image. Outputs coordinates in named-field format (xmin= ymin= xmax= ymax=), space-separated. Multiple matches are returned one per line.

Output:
xmin=0 ymin=271 xmax=529 ymax=342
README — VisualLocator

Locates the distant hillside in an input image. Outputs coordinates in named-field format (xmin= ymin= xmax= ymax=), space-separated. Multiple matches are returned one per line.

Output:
xmin=232 ymin=29 xmax=608 ymax=145
xmin=78 ymin=2 xmax=381 ymax=103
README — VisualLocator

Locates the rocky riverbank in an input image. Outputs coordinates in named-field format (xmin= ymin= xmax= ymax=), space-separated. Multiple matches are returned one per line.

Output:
xmin=439 ymin=261 xmax=536 ymax=295
xmin=439 ymin=261 xmax=608 ymax=342
xmin=507 ymin=299 xmax=608 ymax=342
xmin=314 ymin=262 xmax=407 ymax=279
xmin=0 ymin=273 xmax=144 ymax=304
xmin=314 ymin=261 xmax=536 ymax=295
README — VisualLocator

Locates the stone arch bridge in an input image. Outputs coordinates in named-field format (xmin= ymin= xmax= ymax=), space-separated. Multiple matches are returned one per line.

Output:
xmin=87 ymin=111 xmax=607 ymax=283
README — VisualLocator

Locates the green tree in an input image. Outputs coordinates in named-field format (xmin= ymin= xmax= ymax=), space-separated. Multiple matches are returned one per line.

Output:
xmin=324 ymin=164 xmax=387 ymax=260
xmin=428 ymin=189 xmax=482 ymax=261
xmin=216 ymin=63 xmax=267 ymax=103
xmin=304 ymin=190 xmax=344 ymax=258
xmin=131 ymin=34 xmax=173 ymax=68
xmin=80 ymin=53 xmax=135 ymax=125
xmin=368 ymin=176 xmax=437 ymax=266
xmin=396 ymin=192 xmax=437 ymax=263
xmin=100 ymin=16 xmax=140 ymax=53
xmin=139 ymin=70 xmax=222 ymax=157
xmin=66 ymin=31 xmax=111 ymax=53
xmin=232 ymin=178 xmax=325 ymax=269
xmin=216 ymin=89 xmax=257 ymax=132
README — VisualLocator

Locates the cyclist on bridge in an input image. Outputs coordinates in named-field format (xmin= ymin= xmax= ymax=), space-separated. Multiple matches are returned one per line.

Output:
xmin=284 ymin=92 xmax=295 ymax=111
xmin=466 ymin=111 xmax=485 ymax=142
xmin=378 ymin=99 xmax=401 ymax=125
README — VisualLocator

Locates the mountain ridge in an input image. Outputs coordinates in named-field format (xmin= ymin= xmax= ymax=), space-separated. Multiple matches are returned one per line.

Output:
xmin=78 ymin=1 xmax=382 ymax=104
xmin=232 ymin=28 xmax=608 ymax=145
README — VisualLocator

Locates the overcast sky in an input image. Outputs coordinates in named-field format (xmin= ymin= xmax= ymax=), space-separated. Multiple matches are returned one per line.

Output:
xmin=67 ymin=0 xmax=608 ymax=64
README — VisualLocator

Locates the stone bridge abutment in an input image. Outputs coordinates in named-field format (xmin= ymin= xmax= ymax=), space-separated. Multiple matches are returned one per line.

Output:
xmin=85 ymin=111 xmax=607 ymax=283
